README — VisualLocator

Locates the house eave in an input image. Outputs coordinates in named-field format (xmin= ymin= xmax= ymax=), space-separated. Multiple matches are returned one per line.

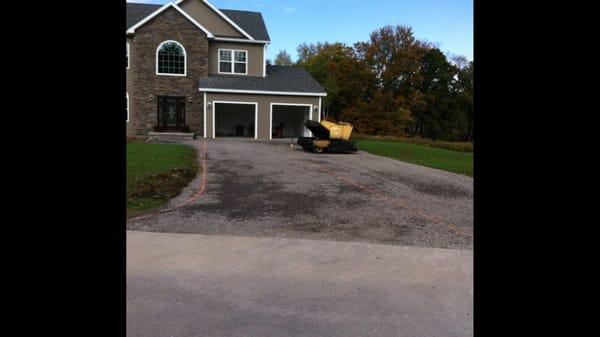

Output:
xmin=199 ymin=88 xmax=327 ymax=97
xmin=210 ymin=37 xmax=270 ymax=44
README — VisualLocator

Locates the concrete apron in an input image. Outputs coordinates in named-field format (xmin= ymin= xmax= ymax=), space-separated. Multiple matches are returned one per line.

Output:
xmin=127 ymin=231 xmax=473 ymax=337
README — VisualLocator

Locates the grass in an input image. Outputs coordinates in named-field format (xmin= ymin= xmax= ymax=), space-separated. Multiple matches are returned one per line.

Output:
xmin=127 ymin=141 xmax=199 ymax=217
xmin=353 ymin=134 xmax=473 ymax=153
xmin=356 ymin=139 xmax=473 ymax=176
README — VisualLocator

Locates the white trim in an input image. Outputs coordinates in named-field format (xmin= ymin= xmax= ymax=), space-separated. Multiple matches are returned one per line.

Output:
xmin=199 ymin=88 xmax=327 ymax=97
xmin=156 ymin=40 xmax=187 ymax=77
xmin=217 ymin=49 xmax=248 ymax=75
xmin=212 ymin=37 xmax=270 ymax=44
xmin=126 ymin=92 xmax=130 ymax=123
xmin=126 ymin=42 xmax=130 ymax=69
xmin=212 ymin=101 xmax=258 ymax=140
xmin=171 ymin=4 xmax=215 ymax=37
xmin=201 ymin=0 xmax=255 ymax=39
xmin=175 ymin=0 xmax=255 ymax=40
xmin=263 ymin=43 xmax=268 ymax=77
xmin=203 ymin=92 xmax=207 ymax=138
xmin=126 ymin=2 xmax=214 ymax=38
xmin=269 ymin=103 xmax=313 ymax=140
xmin=318 ymin=97 xmax=322 ymax=122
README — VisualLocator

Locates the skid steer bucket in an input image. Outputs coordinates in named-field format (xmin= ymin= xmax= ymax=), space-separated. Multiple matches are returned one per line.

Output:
xmin=297 ymin=120 xmax=357 ymax=154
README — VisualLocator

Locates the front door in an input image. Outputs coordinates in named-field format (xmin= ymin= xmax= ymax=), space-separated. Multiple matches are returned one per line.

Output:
xmin=157 ymin=96 xmax=186 ymax=131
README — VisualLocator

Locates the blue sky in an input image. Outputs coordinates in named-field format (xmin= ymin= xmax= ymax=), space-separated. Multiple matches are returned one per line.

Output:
xmin=127 ymin=0 xmax=473 ymax=62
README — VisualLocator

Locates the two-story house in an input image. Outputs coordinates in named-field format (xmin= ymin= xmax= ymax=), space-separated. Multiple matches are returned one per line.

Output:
xmin=126 ymin=0 xmax=327 ymax=140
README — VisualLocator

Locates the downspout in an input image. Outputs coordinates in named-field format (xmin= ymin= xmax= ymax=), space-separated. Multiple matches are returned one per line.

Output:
xmin=263 ymin=43 xmax=269 ymax=77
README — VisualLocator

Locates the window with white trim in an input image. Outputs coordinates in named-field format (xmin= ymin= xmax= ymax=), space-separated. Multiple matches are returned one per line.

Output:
xmin=219 ymin=49 xmax=247 ymax=74
xmin=126 ymin=43 xmax=130 ymax=69
xmin=156 ymin=41 xmax=186 ymax=76
xmin=126 ymin=93 xmax=129 ymax=122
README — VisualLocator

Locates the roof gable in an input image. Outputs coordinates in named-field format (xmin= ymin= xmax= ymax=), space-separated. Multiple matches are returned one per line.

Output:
xmin=176 ymin=0 xmax=254 ymax=40
xmin=127 ymin=2 xmax=214 ymax=37
xmin=126 ymin=1 xmax=271 ymax=42
xmin=220 ymin=10 xmax=270 ymax=41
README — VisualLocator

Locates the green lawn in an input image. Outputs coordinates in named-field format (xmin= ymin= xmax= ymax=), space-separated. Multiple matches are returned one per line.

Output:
xmin=356 ymin=140 xmax=473 ymax=176
xmin=127 ymin=142 xmax=198 ymax=216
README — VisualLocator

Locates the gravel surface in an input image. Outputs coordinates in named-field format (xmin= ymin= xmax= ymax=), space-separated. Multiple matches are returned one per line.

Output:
xmin=127 ymin=138 xmax=473 ymax=250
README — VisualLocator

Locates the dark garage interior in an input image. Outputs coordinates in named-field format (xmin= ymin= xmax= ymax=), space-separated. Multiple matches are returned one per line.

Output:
xmin=271 ymin=105 xmax=310 ymax=138
xmin=215 ymin=103 xmax=255 ymax=138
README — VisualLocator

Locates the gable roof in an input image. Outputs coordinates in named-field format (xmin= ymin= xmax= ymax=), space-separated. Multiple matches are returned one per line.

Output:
xmin=126 ymin=3 xmax=161 ymax=29
xmin=199 ymin=65 xmax=326 ymax=96
xmin=219 ymin=10 xmax=270 ymax=41
xmin=127 ymin=2 xmax=214 ymax=37
xmin=176 ymin=0 xmax=253 ymax=40
xmin=126 ymin=2 xmax=270 ymax=42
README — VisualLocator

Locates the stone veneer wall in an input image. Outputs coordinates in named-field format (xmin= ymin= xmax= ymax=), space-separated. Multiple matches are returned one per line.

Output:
xmin=130 ymin=7 xmax=208 ymax=136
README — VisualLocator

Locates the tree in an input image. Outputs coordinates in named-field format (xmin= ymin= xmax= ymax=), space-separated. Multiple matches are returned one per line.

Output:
xmin=414 ymin=48 xmax=457 ymax=139
xmin=294 ymin=25 xmax=473 ymax=142
xmin=452 ymin=60 xmax=474 ymax=141
xmin=355 ymin=25 xmax=431 ymax=96
xmin=296 ymin=42 xmax=331 ymax=64
xmin=297 ymin=42 xmax=375 ymax=121
xmin=345 ymin=25 xmax=431 ymax=136
xmin=340 ymin=91 xmax=412 ymax=136
xmin=274 ymin=50 xmax=293 ymax=65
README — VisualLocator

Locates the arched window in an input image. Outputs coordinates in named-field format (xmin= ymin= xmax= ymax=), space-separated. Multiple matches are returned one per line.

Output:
xmin=156 ymin=40 xmax=186 ymax=76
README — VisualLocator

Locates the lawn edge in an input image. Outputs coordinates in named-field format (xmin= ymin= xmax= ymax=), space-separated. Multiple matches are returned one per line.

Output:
xmin=126 ymin=142 xmax=201 ymax=218
xmin=357 ymin=150 xmax=473 ymax=178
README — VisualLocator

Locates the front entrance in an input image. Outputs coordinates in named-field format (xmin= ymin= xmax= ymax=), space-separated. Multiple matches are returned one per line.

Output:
xmin=157 ymin=96 xmax=186 ymax=131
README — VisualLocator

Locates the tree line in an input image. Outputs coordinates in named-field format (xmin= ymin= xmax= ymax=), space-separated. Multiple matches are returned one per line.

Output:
xmin=272 ymin=25 xmax=473 ymax=142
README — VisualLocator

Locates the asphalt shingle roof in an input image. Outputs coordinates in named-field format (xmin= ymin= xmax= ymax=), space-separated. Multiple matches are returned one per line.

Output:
xmin=126 ymin=3 xmax=161 ymax=29
xmin=126 ymin=3 xmax=270 ymax=41
xmin=219 ymin=9 xmax=270 ymax=41
xmin=199 ymin=65 xmax=326 ymax=94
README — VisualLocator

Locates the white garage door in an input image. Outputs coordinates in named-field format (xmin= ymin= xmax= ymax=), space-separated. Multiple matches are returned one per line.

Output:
xmin=270 ymin=104 xmax=312 ymax=139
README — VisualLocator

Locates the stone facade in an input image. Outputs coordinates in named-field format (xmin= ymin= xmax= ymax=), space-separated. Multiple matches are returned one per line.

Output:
xmin=126 ymin=3 xmax=325 ymax=139
xmin=129 ymin=7 xmax=208 ymax=136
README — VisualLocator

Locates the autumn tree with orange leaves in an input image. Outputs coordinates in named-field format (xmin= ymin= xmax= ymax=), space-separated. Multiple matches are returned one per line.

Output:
xmin=296 ymin=25 xmax=473 ymax=141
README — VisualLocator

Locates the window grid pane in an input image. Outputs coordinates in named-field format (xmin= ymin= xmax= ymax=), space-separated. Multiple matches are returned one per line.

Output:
xmin=220 ymin=62 xmax=232 ymax=73
xmin=234 ymin=51 xmax=246 ymax=62
xmin=158 ymin=42 xmax=185 ymax=74
xmin=234 ymin=62 xmax=246 ymax=74
xmin=219 ymin=50 xmax=232 ymax=61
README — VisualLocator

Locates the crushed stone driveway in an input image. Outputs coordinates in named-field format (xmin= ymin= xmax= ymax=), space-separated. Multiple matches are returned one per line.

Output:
xmin=127 ymin=231 xmax=473 ymax=337
xmin=128 ymin=138 xmax=473 ymax=250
